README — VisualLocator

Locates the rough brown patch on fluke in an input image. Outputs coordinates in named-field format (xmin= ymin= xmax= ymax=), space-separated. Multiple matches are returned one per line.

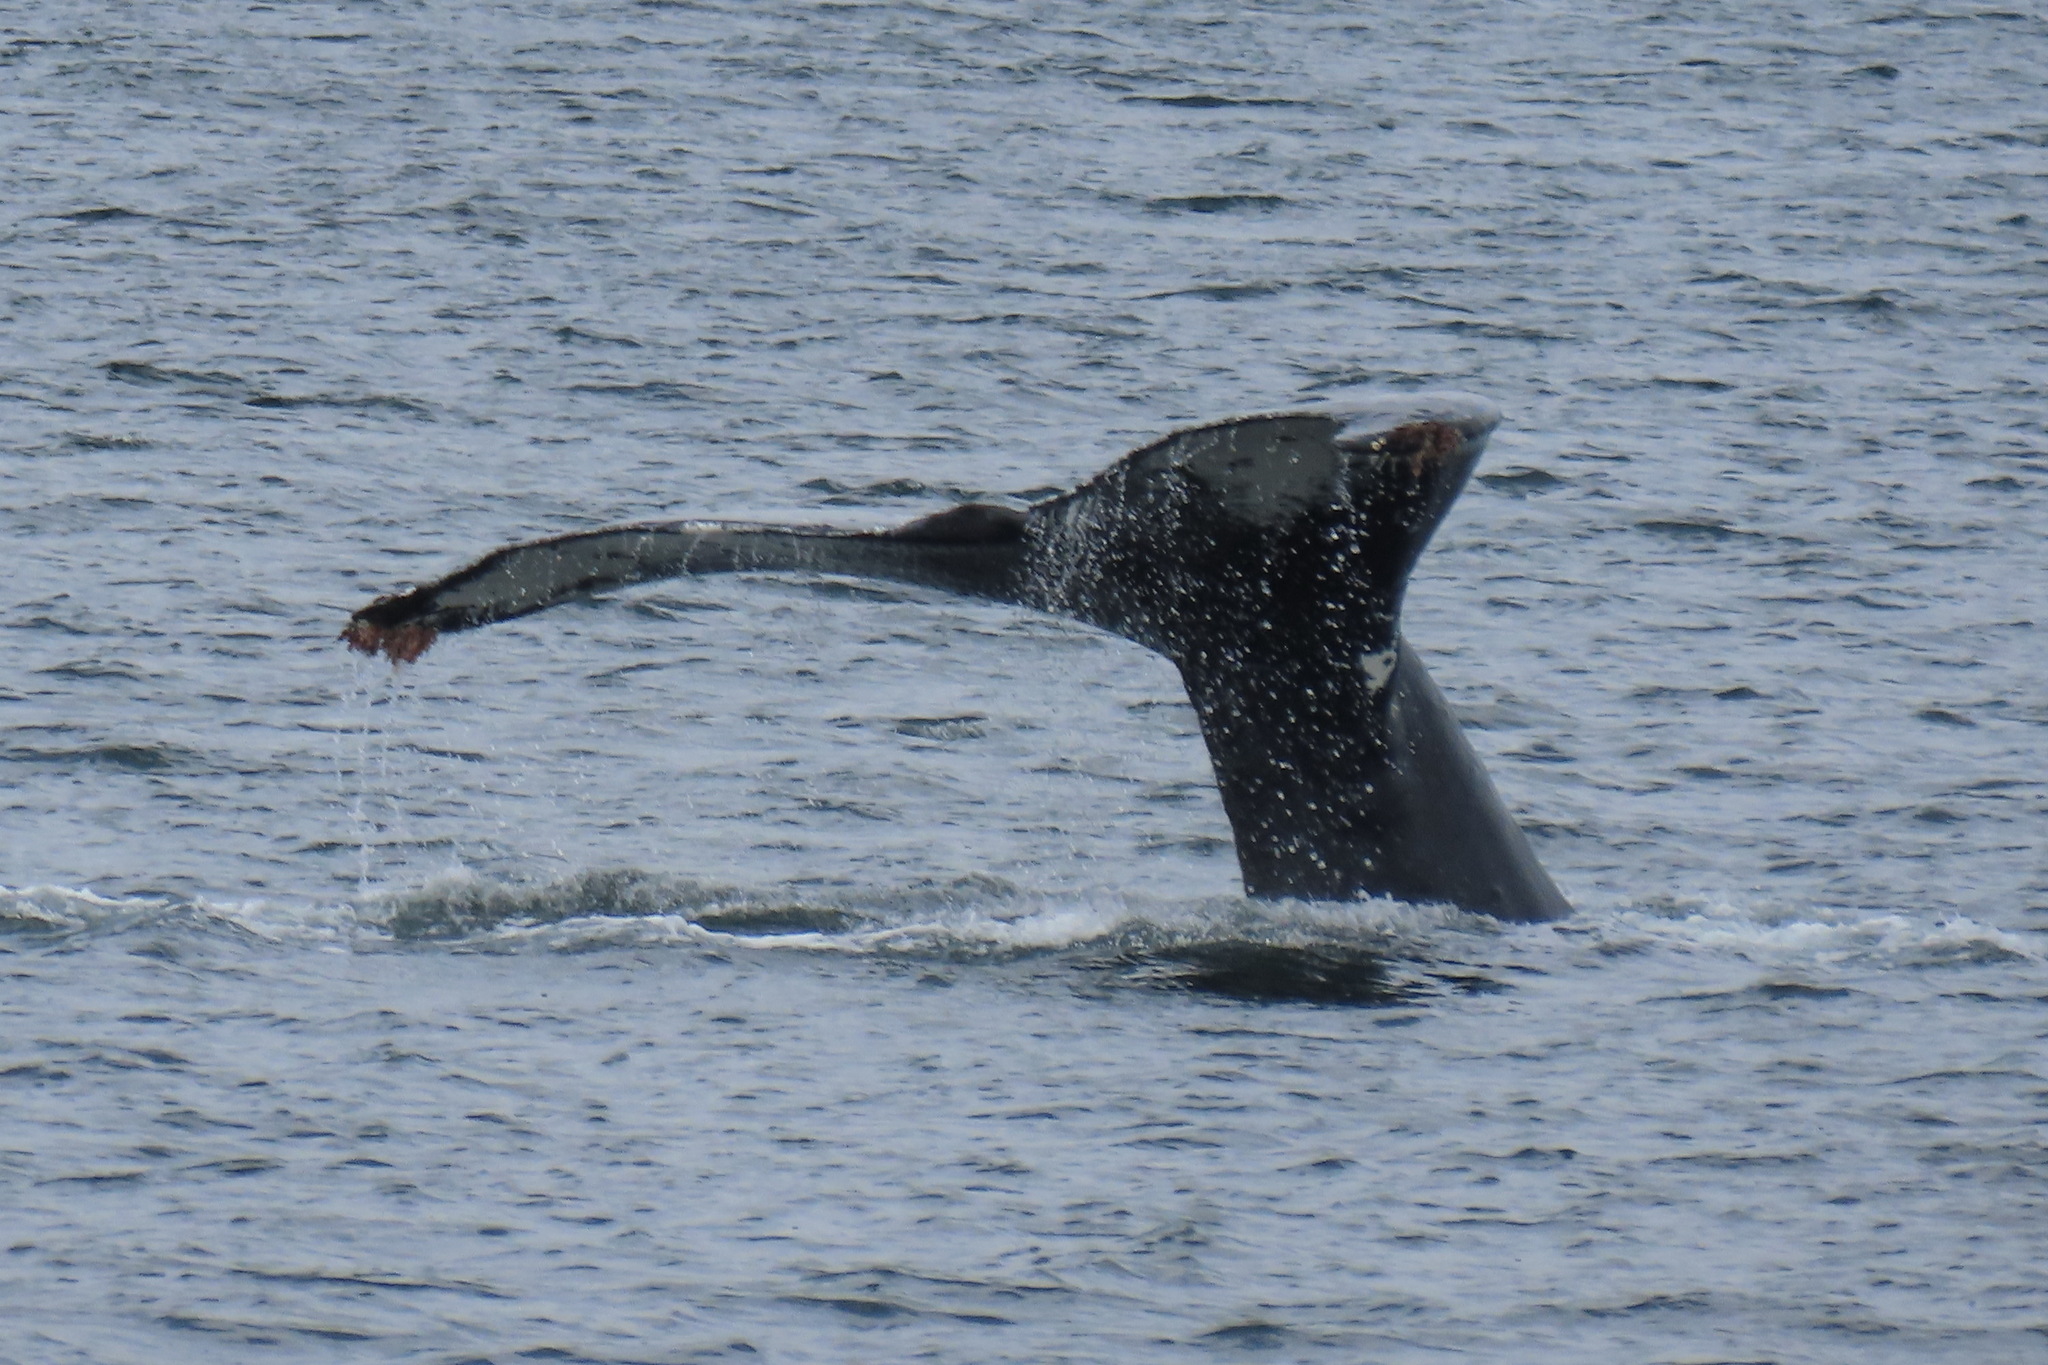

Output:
xmin=1374 ymin=420 xmax=1461 ymax=478
xmin=342 ymin=616 xmax=439 ymax=664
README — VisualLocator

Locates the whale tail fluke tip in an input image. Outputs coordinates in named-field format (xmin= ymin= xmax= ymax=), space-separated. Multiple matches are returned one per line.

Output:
xmin=343 ymin=613 xmax=439 ymax=664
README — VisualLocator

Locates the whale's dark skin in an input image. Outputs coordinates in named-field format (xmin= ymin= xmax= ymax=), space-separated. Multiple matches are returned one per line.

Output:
xmin=345 ymin=394 xmax=1571 ymax=921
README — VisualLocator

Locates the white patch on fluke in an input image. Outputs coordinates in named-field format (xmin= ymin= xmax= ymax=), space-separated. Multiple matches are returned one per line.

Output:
xmin=1358 ymin=646 xmax=1399 ymax=691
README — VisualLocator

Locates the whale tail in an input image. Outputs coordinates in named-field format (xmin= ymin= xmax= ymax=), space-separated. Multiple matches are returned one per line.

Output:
xmin=344 ymin=394 xmax=1569 ymax=920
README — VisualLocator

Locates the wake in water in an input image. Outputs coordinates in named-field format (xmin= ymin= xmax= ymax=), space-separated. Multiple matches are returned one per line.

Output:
xmin=3 ymin=872 xmax=2030 ymax=1007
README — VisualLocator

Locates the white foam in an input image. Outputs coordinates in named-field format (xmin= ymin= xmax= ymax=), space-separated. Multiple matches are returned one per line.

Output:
xmin=10 ymin=875 xmax=2030 ymax=975
xmin=435 ymin=881 xmax=1490 ymax=960
xmin=1568 ymin=894 xmax=2038 ymax=969
xmin=0 ymin=883 xmax=161 ymax=932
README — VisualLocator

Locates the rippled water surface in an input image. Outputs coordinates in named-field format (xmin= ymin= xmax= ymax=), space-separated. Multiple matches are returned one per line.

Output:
xmin=4 ymin=1 xmax=2046 ymax=1361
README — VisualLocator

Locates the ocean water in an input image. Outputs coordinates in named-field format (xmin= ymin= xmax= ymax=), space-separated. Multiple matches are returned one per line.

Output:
xmin=3 ymin=1 xmax=2046 ymax=1361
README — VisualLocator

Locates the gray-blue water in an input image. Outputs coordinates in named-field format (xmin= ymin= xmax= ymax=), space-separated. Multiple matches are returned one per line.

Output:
xmin=4 ymin=2 xmax=2046 ymax=1361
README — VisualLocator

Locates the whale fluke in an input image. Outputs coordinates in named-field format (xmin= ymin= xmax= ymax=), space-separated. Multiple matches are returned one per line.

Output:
xmin=340 ymin=509 xmax=1031 ymax=663
xmin=346 ymin=394 xmax=1571 ymax=921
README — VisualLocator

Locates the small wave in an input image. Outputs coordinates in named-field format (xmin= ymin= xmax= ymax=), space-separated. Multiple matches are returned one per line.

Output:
xmin=551 ymin=324 xmax=642 ymax=347
xmin=1476 ymin=467 xmax=1568 ymax=495
xmin=1122 ymin=94 xmax=1312 ymax=109
xmin=65 ymin=432 xmax=152 ymax=451
xmin=1805 ymin=288 xmax=1906 ymax=314
xmin=1 ymin=740 xmax=212 ymax=773
xmin=0 ymin=884 xmax=154 ymax=935
xmin=1635 ymin=517 xmax=1760 ymax=542
xmin=100 ymin=359 xmax=250 ymax=393
xmin=59 ymin=206 xmax=150 ymax=223
xmin=1143 ymin=194 xmax=1292 ymax=214
xmin=244 ymin=393 xmax=430 ymax=416
xmin=376 ymin=867 xmax=751 ymax=940
xmin=797 ymin=474 xmax=990 ymax=504
xmin=0 ymin=884 xmax=362 ymax=949
xmin=565 ymin=380 xmax=715 ymax=403
xmin=1570 ymin=896 xmax=2036 ymax=969
xmin=1398 ymin=319 xmax=1580 ymax=342
xmin=1141 ymin=281 xmax=1291 ymax=302
xmin=1105 ymin=942 xmax=1419 ymax=1005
